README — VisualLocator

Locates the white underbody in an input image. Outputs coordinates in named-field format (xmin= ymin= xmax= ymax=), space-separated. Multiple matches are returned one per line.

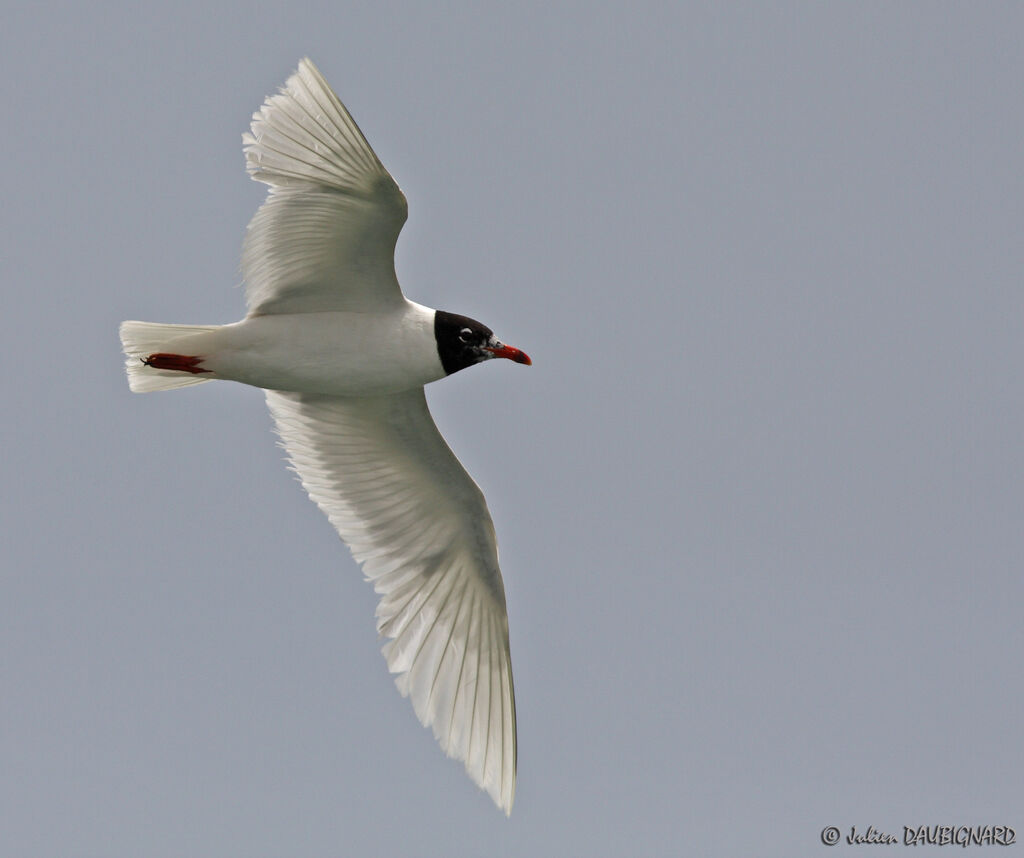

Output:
xmin=172 ymin=301 xmax=444 ymax=396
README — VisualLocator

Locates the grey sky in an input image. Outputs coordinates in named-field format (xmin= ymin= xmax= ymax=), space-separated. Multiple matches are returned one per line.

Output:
xmin=3 ymin=2 xmax=1022 ymax=856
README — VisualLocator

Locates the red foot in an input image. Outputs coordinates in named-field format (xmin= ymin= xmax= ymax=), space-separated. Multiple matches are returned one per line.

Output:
xmin=142 ymin=353 xmax=212 ymax=374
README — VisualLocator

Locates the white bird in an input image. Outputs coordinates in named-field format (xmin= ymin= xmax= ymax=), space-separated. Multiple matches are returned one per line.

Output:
xmin=119 ymin=58 xmax=529 ymax=814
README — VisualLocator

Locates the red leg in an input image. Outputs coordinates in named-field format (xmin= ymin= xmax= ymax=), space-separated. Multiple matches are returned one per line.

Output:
xmin=142 ymin=353 xmax=212 ymax=374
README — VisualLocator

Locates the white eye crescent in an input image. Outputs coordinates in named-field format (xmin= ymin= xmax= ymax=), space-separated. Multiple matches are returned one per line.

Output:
xmin=459 ymin=328 xmax=473 ymax=343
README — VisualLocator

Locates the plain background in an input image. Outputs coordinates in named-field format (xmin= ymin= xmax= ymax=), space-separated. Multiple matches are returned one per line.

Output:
xmin=3 ymin=3 xmax=1022 ymax=856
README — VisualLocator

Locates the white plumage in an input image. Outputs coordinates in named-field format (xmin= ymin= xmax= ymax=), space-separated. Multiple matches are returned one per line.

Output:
xmin=119 ymin=58 xmax=525 ymax=813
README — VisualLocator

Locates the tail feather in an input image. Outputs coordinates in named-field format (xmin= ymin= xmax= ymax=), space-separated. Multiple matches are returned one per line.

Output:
xmin=119 ymin=321 xmax=220 ymax=393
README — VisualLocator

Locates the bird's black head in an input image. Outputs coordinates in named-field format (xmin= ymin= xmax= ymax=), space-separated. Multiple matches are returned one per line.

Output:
xmin=434 ymin=310 xmax=532 ymax=376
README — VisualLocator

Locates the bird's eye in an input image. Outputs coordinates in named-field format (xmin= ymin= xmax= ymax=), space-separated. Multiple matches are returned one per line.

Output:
xmin=459 ymin=328 xmax=474 ymax=343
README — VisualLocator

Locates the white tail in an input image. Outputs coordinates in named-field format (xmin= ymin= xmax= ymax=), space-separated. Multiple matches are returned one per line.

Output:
xmin=119 ymin=321 xmax=220 ymax=393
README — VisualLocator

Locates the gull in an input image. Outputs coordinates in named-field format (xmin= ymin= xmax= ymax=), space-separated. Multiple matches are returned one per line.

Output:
xmin=118 ymin=58 xmax=529 ymax=814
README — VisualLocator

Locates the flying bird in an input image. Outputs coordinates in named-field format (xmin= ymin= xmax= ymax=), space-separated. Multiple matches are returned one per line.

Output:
xmin=119 ymin=58 xmax=528 ymax=814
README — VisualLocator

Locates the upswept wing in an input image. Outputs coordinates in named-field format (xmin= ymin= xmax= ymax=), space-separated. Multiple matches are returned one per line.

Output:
xmin=265 ymin=389 xmax=517 ymax=814
xmin=242 ymin=58 xmax=408 ymax=315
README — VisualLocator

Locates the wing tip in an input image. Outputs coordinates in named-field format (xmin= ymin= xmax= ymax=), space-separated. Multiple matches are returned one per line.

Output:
xmin=386 ymin=625 xmax=517 ymax=815
xmin=243 ymin=56 xmax=388 ymax=193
